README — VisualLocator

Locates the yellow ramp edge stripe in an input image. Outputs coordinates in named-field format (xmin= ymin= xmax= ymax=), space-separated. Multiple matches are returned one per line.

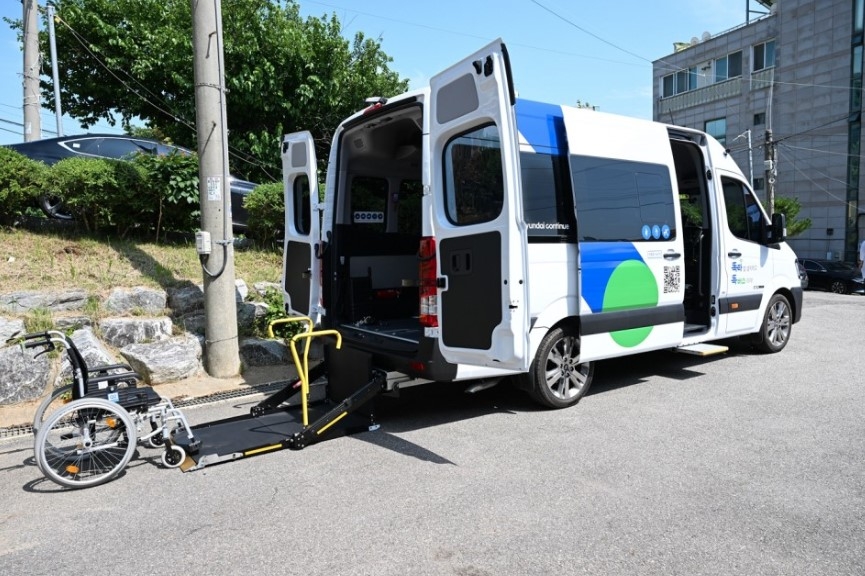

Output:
xmin=317 ymin=412 xmax=348 ymax=435
xmin=244 ymin=444 xmax=283 ymax=457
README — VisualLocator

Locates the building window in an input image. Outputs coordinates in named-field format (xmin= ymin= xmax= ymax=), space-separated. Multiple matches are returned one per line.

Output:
xmin=753 ymin=112 xmax=766 ymax=126
xmin=705 ymin=117 xmax=727 ymax=145
xmin=753 ymin=40 xmax=776 ymax=71
xmin=753 ymin=177 xmax=765 ymax=191
xmin=714 ymin=51 xmax=743 ymax=82
xmin=662 ymin=67 xmax=697 ymax=97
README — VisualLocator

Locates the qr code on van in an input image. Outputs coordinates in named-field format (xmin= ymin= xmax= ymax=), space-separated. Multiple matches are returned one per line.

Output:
xmin=663 ymin=265 xmax=681 ymax=293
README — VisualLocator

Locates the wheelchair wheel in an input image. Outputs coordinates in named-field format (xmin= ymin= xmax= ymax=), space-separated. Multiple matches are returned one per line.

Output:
xmin=34 ymin=398 xmax=137 ymax=489
xmin=161 ymin=445 xmax=186 ymax=469
xmin=32 ymin=384 xmax=73 ymax=435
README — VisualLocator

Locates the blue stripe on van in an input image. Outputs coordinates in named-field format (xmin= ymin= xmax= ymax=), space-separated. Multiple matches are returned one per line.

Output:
xmin=580 ymin=242 xmax=646 ymax=314
xmin=515 ymin=99 xmax=566 ymax=155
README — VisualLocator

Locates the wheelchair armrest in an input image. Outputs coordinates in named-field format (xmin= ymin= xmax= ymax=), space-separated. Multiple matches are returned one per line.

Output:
xmin=87 ymin=363 xmax=134 ymax=375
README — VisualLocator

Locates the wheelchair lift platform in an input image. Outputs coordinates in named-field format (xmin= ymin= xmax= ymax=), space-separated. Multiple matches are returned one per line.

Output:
xmin=173 ymin=323 xmax=387 ymax=472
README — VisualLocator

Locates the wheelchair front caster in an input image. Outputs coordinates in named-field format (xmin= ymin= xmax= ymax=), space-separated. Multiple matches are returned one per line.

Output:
xmin=161 ymin=445 xmax=186 ymax=468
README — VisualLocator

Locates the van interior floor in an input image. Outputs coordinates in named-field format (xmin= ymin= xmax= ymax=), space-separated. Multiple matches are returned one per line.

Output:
xmin=340 ymin=318 xmax=422 ymax=343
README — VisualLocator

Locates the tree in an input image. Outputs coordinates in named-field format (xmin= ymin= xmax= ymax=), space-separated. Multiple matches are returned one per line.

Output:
xmin=773 ymin=196 xmax=811 ymax=237
xmin=31 ymin=0 xmax=408 ymax=182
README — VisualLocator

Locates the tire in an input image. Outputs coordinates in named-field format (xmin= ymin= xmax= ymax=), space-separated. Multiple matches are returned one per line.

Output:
xmin=524 ymin=327 xmax=594 ymax=409
xmin=39 ymin=193 xmax=73 ymax=220
xmin=830 ymin=280 xmax=848 ymax=294
xmin=34 ymin=398 xmax=136 ymax=489
xmin=161 ymin=445 xmax=186 ymax=469
xmin=754 ymin=293 xmax=792 ymax=353
xmin=32 ymin=384 xmax=73 ymax=436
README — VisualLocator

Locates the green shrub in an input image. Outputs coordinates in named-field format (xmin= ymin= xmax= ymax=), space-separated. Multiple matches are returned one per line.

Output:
xmin=243 ymin=182 xmax=284 ymax=246
xmin=132 ymin=150 xmax=200 ymax=240
xmin=46 ymin=157 xmax=148 ymax=236
xmin=256 ymin=286 xmax=305 ymax=340
xmin=0 ymin=147 xmax=48 ymax=224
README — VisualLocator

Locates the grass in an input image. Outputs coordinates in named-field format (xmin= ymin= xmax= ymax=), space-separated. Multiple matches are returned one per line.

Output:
xmin=0 ymin=225 xmax=283 ymax=313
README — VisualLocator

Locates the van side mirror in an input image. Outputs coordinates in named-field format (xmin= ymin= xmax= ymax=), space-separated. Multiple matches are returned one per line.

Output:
xmin=770 ymin=212 xmax=787 ymax=243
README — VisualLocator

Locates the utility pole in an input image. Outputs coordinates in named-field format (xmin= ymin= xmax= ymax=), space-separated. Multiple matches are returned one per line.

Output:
xmin=22 ymin=0 xmax=41 ymax=141
xmin=764 ymin=127 xmax=776 ymax=214
xmin=47 ymin=3 xmax=63 ymax=136
xmin=191 ymin=0 xmax=240 ymax=378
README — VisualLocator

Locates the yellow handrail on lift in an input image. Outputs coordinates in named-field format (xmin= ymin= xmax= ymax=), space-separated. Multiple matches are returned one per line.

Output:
xmin=266 ymin=317 xmax=342 ymax=427
xmin=290 ymin=330 xmax=341 ymax=426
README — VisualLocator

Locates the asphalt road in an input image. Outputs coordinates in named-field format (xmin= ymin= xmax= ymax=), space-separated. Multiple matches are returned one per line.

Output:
xmin=1 ymin=290 xmax=863 ymax=576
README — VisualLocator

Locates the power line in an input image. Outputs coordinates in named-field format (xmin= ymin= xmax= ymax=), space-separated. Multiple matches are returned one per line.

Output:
xmin=48 ymin=11 xmax=277 ymax=179
xmin=776 ymin=146 xmax=855 ymax=209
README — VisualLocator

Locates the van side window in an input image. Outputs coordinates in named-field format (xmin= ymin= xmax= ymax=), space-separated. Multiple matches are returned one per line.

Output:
xmin=443 ymin=124 xmax=503 ymax=225
xmin=350 ymin=176 xmax=388 ymax=233
xmin=570 ymin=155 xmax=676 ymax=242
xmin=293 ymin=175 xmax=311 ymax=235
xmin=521 ymin=152 xmax=576 ymax=242
xmin=722 ymin=177 xmax=764 ymax=242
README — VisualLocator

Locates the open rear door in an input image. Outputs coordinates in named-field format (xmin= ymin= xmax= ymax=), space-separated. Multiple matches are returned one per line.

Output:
xmin=427 ymin=39 xmax=529 ymax=371
xmin=281 ymin=131 xmax=321 ymax=319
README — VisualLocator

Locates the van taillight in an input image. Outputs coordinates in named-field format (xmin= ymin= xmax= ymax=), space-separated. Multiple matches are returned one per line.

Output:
xmin=419 ymin=236 xmax=438 ymax=327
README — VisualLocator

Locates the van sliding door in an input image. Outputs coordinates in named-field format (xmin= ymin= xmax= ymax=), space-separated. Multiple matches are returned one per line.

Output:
xmin=428 ymin=39 xmax=529 ymax=370
xmin=281 ymin=131 xmax=321 ymax=320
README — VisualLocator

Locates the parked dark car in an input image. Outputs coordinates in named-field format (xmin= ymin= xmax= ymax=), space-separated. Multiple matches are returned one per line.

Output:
xmin=5 ymin=134 xmax=255 ymax=230
xmin=800 ymin=258 xmax=864 ymax=294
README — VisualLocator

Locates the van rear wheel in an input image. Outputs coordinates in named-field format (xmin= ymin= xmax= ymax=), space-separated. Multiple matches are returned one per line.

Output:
xmin=526 ymin=327 xmax=594 ymax=409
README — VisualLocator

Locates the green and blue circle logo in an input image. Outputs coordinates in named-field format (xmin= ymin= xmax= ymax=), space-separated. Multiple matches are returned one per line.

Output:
xmin=582 ymin=243 xmax=659 ymax=348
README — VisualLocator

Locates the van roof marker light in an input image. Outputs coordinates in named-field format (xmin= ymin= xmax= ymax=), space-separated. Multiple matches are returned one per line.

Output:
xmin=363 ymin=96 xmax=388 ymax=114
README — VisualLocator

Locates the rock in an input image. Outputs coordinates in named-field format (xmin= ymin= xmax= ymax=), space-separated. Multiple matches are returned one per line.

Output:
xmin=167 ymin=284 xmax=204 ymax=316
xmin=239 ymin=337 xmax=290 ymax=367
xmin=99 ymin=317 xmax=173 ymax=348
xmin=253 ymin=281 xmax=281 ymax=297
xmin=176 ymin=312 xmax=205 ymax=335
xmin=168 ymin=279 xmax=251 ymax=316
xmin=0 ymin=289 xmax=88 ymax=314
xmin=235 ymin=279 xmax=249 ymax=302
xmin=54 ymin=316 xmax=92 ymax=331
xmin=0 ymin=344 xmax=51 ymax=405
xmin=104 ymin=287 xmax=167 ymax=315
xmin=237 ymin=301 xmax=268 ymax=332
xmin=0 ymin=317 xmax=25 ymax=342
xmin=120 ymin=335 xmax=203 ymax=385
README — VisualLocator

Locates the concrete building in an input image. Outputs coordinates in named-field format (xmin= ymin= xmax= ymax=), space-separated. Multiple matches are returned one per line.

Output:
xmin=653 ymin=0 xmax=864 ymax=263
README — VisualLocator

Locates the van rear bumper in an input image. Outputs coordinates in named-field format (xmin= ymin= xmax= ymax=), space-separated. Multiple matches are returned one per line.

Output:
xmin=335 ymin=332 xmax=459 ymax=382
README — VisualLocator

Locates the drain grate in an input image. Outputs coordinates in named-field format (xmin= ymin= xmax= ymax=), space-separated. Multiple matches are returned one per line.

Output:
xmin=0 ymin=380 xmax=292 ymax=441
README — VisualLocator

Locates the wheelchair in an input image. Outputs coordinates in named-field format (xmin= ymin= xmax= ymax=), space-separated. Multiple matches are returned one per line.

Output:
xmin=8 ymin=330 xmax=199 ymax=489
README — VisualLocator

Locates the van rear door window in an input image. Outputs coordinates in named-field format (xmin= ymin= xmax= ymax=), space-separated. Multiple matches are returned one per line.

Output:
xmin=570 ymin=155 xmax=676 ymax=242
xmin=443 ymin=124 xmax=504 ymax=225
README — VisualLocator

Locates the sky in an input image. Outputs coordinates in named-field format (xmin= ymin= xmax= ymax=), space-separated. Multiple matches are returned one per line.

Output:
xmin=0 ymin=0 xmax=759 ymax=146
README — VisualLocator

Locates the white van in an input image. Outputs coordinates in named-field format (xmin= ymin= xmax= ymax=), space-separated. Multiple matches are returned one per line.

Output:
xmin=280 ymin=39 xmax=803 ymax=409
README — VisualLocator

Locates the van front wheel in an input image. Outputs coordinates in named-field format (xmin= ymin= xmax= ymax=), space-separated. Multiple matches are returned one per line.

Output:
xmin=525 ymin=327 xmax=594 ymax=409
xmin=754 ymin=293 xmax=792 ymax=353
